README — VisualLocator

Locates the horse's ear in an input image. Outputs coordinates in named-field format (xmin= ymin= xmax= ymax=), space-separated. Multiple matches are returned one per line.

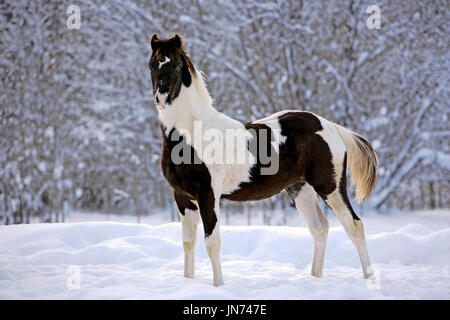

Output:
xmin=171 ymin=34 xmax=182 ymax=49
xmin=149 ymin=34 xmax=160 ymax=50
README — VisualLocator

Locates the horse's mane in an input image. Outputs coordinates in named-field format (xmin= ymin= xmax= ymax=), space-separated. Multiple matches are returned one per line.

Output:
xmin=193 ymin=70 xmax=213 ymax=107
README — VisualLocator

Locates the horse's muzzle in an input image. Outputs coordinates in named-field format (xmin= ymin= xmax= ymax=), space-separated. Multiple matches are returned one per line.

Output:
xmin=155 ymin=89 xmax=169 ymax=110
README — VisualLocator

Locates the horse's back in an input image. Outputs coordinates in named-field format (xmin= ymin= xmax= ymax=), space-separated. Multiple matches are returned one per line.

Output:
xmin=222 ymin=111 xmax=330 ymax=202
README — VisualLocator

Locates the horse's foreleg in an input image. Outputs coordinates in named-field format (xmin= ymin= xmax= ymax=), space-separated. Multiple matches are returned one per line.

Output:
xmin=180 ymin=208 xmax=200 ymax=278
xmin=175 ymin=192 xmax=200 ymax=279
xmin=205 ymin=222 xmax=223 ymax=287
xmin=198 ymin=189 xmax=224 ymax=287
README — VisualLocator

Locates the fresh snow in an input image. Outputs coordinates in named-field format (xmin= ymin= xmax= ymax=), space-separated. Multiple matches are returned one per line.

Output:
xmin=0 ymin=212 xmax=449 ymax=299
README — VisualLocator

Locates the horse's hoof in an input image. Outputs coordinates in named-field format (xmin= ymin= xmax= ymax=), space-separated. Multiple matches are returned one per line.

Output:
xmin=213 ymin=281 xmax=224 ymax=287
xmin=365 ymin=273 xmax=376 ymax=280
xmin=310 ymin=271 xmax=324 ymax=278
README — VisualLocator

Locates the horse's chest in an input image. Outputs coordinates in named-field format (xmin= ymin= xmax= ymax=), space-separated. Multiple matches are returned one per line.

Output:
xmin=161 ymin=137 xmax=212 ymax=198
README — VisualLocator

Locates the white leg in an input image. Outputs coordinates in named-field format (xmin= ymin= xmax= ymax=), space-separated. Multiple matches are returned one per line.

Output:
xmin=205 ymin=222 xmax=224 ymax=287
xmin=325 ymin=190 xmax=375 ymax=279
xmin=180 ymin=208 xmax=200 ymax=278
xmin=294 ymin=184 xmax=329 ymax=277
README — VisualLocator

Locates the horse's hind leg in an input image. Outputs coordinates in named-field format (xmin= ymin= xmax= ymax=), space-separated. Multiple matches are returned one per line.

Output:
xmin=324 ymin=189 xmax=374 ymax=279
xmin=323 ymin=190 xmax=374 ymax=279
xmin=288 ymin=182 xmax=329 ymax=277
xmin=315 ymin=158 xmax=375 ymax=279
xmin=174 ymin=192 xmax=200 ymax=279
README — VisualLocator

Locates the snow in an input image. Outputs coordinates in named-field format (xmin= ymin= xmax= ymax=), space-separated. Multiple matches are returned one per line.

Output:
xmin=1 ymin=211 xmax=449 ymax=299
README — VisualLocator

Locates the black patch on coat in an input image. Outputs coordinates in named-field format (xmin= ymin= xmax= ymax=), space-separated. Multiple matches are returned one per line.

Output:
xmin=278 ymin=111 xmax=323 ymax=134
xmin=244 ymin=122 xmax=274 ymax=178
xmin=174 ymin=191 xmax=197 ymax=215
xmin=223 ymin=112 xmax=337 ymax=202
xmin=280 ymin=112 xmax=336 ymax=200
xmin=221 ymin=120 xmax=296 ymax=201
xmin=285 ymin=181 xmax=306 ymax=199
xmin=286 ymin=181 xmax=306 ymax=208
xmin=160 ymin=125 xmax=217 ymax=237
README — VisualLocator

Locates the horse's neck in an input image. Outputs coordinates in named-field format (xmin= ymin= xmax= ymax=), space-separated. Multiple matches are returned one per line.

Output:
xmin=158 ymin=70 xmax=241 ymax=136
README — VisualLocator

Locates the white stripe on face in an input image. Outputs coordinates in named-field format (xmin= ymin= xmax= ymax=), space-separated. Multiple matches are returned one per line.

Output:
xmin=159 ymin=56 xmax=171 ymax=69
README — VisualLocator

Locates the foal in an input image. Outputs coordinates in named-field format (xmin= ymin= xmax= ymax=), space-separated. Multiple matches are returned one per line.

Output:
xmin=148 ymin=34 xmax=378 ymax=287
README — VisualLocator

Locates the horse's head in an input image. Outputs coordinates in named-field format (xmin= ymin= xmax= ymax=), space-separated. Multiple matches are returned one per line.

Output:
xmin=148 ymin=34 xmax=195 ymax=110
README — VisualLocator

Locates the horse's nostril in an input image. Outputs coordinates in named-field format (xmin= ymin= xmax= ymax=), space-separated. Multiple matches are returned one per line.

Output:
xmin=156 ymin=96 xmax=160 ymax=103
xmin=158 ymin=80 xmax=170 ymax=93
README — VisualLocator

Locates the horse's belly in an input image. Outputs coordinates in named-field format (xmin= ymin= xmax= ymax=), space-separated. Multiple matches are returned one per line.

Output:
xmin=221 ymin=176 xmax=289 ymax=201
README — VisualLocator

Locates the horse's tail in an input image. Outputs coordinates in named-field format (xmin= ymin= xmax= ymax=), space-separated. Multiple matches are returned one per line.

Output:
xmin=334 ymin=124 xmax=378 ymax=203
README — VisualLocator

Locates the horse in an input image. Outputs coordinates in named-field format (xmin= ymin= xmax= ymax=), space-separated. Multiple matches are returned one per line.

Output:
xmin=147 ymin=34 xmax=378 ymax=287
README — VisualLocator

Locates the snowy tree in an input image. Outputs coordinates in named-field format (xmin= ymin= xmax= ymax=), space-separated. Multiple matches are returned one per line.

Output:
xmin=0 ymin=0 xmax=448 ymax=224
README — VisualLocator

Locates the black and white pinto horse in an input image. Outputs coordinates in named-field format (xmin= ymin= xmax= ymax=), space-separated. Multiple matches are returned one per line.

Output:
xmin=148 ymin=34 xmax=378 ymax=286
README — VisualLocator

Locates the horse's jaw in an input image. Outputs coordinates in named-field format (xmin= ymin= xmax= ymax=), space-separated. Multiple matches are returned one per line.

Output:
xmin=156 ymin=103 xmax=170 ymax=111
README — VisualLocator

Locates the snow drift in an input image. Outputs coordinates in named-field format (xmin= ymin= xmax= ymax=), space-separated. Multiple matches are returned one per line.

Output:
xmin=0 ymin=216 xmax=449 ymax=299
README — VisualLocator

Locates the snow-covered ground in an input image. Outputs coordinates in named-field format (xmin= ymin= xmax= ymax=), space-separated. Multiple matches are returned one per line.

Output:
xmin=0 ymin=210 xmax=449 ymax=299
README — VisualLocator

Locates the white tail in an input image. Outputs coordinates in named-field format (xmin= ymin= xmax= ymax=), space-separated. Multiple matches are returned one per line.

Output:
xmin=334 ymin=124 xmax=378 ymax=203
